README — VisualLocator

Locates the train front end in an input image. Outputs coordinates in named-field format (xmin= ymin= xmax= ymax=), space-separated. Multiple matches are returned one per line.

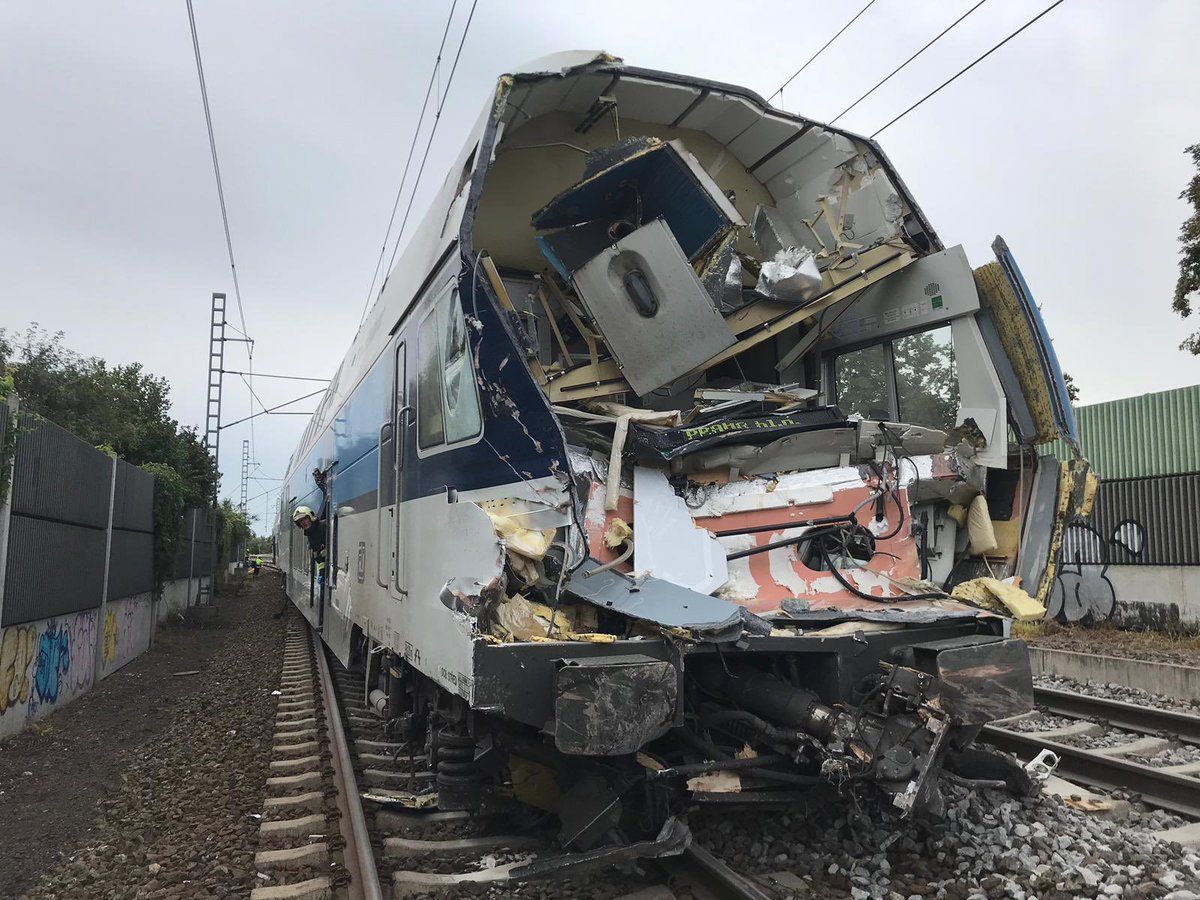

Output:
xmin=391 ymin=51 xmax=1093 ymax=851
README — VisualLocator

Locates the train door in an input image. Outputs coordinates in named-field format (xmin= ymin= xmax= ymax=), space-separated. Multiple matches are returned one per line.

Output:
xmin=377 ymin=339 xmax=408 ymax=596
xmin=316 ymin=469 xmax=332 ymax=628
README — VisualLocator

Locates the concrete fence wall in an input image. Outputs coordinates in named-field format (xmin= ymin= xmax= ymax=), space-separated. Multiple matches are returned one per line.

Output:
xmin=1110 ymin=565 xmax=1200 ymax=631
xmin=0 ymin=398 xmax=216 ymax=741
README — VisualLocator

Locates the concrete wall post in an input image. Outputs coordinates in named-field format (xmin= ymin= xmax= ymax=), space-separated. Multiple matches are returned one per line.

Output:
xmin=0 ymin=394 xmax=19 ymax=628
xmin=93 ymin=453 xmax=118 ymax=683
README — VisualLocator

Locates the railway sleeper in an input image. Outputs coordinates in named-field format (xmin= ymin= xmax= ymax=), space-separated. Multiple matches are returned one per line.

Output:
xmin=263 ymin=790 xmax=327 ymax=817
xmin=267 ymin=771 xmax=324 ymax=795
xmin=1093 ymin=736 xmax=1173 ymax=757
xmin=1021 ymin=720 xmax=1104 ymax=740
xmin=254 ymin=842 xmax=332 ymax=871
xmin=249 ymin=875 xmax=334 ymax=900
xmin=382 ymin=833 xmax=546 ymax=858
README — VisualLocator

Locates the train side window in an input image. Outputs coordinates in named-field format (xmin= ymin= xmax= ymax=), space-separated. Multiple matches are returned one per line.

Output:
xmin=417 ymin=306 xmax=446 ymax=448
xmin=438 ymin=290 xmax=482 ymax=444
xmin=832 ymin=324 xmax=959 ymax=428
xmin=834 ymin=343 xmax=890 ymax=420
xmin=894 ymin=325 xmax=958 ymax=430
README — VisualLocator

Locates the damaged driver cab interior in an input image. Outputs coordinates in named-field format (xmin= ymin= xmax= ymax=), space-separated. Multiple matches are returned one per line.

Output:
xmin=282 ymin=52 xmax=1093 ymax=856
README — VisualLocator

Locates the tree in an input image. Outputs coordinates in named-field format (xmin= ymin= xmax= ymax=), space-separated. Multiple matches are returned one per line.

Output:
xmin=0 ymin=325 xmax=217 ymax=505
xmin=1063 ymin=371 xmax=1080 ymax=403
xmin=216 ymin=499 xmax=252 ymax=580
xmin=1175 ymin=144 xmax=1200 ymax=355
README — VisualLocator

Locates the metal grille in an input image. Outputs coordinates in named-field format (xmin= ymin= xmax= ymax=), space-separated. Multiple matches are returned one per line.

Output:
xmin=2 ymin=516 xmax=107 ymax=626
xmin=1 ymin=414 xmax=162 ymax=624
xmin=171 ymin=506 xmax=215 ymax=580
xmin=112 ymin=461 xmax=155 ymax=533
xmin=1097 ymin=473 xmax=1200 ymax=566
xmin=1045 ymin=384 xmax=1200 ymax=479
xmin=108 ymin=529 xmax=155 ymax=600
xmin=10 ymin=414 xmax=111 ymax=528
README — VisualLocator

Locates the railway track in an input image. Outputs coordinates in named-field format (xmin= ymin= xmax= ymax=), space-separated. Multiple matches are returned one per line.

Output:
xmin=982 ymin=685 xmax=1200 ymax=819
xmin=256 ymin=619 xmax=777 ymax=900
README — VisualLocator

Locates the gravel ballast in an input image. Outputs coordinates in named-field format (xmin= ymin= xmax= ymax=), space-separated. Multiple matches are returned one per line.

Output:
xmin=696 ymin=783 xmax=1200 ymax=899
xmin=1037 ymin=674 xmax=1200 ymax=716
xmin=21 ymin=575 xmax=289 ymax=899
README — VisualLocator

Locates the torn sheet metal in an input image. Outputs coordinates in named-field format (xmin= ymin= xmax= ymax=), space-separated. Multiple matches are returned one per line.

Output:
xmin=440 ymin=574 xmax=505 ymax=618
xmin=698 ymin=231 xmax=744 ymax=311
xmin=780 ymin=598 xmax=985 ymax=625
xmin=752 ymin=204 xmax=803 ymax=261
xmin=571 ymin=218 xmax=735 ymax=396
xmin=633 ymin=466 xmax=728 ymax=594
xmin=564 ymin=559 xmax=765 ymax=640
xmin=756 ymin=247 xmax=822 ymax=303
xmin=673 ymin=425 xmax=858 ymax=477
xmin=482 ymin=499 xmax=555 ymax=586
xmin=682 ymin=466 xmax=865 ymax=517
xmin=625 ymin=405 xmax=849 ymax=462
xmin=554 ymin=654 xmax=677 ymax=755
xmin=533 ymin=137 xmax=744 ymax=264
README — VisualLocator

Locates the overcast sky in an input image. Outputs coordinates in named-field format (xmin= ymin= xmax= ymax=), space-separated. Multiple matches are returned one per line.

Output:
xmin=2 ymin=0 xmax=1198 ymax=528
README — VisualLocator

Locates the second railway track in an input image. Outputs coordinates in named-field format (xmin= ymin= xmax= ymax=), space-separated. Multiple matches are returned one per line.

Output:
xmin=983 ymin=684 xmax=1200 ymax=819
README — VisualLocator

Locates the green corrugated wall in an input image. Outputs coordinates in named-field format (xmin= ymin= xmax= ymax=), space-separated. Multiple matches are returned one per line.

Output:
xmin=1042 ymin=384 xmax=1200 ymax=479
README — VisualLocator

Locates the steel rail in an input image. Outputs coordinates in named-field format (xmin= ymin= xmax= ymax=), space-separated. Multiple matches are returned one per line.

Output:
xmin=1032 ymin=687 xmax=1200 ymax=743
xmin=662 ymin=845 xmax=777 ymax=900
xmin=313 ymin=628 xmax=384 ymax=900
xmin=981 ymin=726 xmax=1200 ymax=818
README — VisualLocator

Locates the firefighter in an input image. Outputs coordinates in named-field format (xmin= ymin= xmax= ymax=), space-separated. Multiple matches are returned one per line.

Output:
xmin=292 ymin=469 xmax=330 ymax=584
xmin=275 ymin=470 xmax=329 ymax=620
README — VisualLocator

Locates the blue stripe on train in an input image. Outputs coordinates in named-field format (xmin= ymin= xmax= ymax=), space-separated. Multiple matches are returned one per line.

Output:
xmin=291 ymin=256 xmax=568 ymax=512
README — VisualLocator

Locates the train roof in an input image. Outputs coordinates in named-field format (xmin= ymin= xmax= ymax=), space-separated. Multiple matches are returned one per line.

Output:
xmin=288 ymin=50 xmax=940 ymax=473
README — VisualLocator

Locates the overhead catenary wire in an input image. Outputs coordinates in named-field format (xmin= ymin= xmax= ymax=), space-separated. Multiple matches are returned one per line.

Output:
xmin=769 ymin=0 xmax=881 ymax=104
xmin=220 ymin=389 xmax=325 ymax=430
xmin=358 ymin=1 xmax=462 ymax=326
xmin=186 ymin=0 xmax=250 ymax=342
xmin=870 ymin=0 xmax=1067 ymax=137
xmin=186 ymin=0 xmax=264 ymax=484
xmin=375 ymin=0 xmax=480 ymax=307
xmin=829 ymin=0 xmax=990 ymax=125
xmin=222 ymin=370 xmax=331 ymax=383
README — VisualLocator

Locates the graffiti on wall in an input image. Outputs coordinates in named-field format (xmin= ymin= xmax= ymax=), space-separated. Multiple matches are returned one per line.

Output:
xmin=32 ymin=622 xmax=71 ymax=709
xmin=0 ymin=626 xmax=36 ymax=714
xmin=0 ymin=610 xmax=97 ymax=735
xmin=1047 ymin=518 xmax=1147 ymax=623
xmin=67 ymin=612 xmax=96 ymax=694
xmin=102 ymin=610 xmax=118 ymax=665
xmin=99 ymin=596 xmax=150 ymax=675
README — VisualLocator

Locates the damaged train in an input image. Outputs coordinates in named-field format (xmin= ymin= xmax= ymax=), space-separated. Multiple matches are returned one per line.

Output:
xmin=276 ymin=51 xmax=1093 ymax=855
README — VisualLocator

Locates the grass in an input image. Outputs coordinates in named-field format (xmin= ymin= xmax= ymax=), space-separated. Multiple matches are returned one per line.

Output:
xmin=1015 ymin=618 xmax=1200 ymax=653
